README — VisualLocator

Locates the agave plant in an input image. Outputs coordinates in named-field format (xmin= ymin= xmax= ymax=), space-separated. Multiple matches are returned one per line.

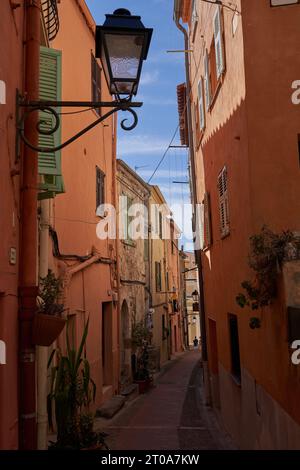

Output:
xmin=47 ymin=318 xmax=104 ymax=449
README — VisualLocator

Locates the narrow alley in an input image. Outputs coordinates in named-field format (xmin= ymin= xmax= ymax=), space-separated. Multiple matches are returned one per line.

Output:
xmin=95 ymin=351 xmax=235 ymax=451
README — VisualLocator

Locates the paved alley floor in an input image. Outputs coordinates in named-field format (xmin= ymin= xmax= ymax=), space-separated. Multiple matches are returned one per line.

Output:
xmin=95 ymin=351 xmax=236 ymax=450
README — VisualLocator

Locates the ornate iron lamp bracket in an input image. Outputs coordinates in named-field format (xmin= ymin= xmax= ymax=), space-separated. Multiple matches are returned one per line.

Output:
xmin=17 ymin=93 xmax=142 ymax=153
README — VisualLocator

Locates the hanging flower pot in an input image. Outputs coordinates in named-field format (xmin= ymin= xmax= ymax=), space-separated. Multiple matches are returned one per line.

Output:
xmin=32 ymin=313 xmax=66 ymax=347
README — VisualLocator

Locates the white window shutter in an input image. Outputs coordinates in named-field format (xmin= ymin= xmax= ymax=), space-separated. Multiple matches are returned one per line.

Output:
xmin=194 ymin=203 xmax=205 ymax=250
xmin=198 ymin=78 xmax=205 ymax=130
xmin=204 ymin=50 xmax=211 ymax=110
xmin=213 ymin=5 xmax=225 ymax=79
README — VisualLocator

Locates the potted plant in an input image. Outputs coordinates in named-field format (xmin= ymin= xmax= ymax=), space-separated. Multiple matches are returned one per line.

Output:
xmin=134 ymin=340 xmax=152 ymax=394
xmin=47 ymin=318 xmax=109 ymax=450
xmin=32 ymin=270 xmax=66 ymax=346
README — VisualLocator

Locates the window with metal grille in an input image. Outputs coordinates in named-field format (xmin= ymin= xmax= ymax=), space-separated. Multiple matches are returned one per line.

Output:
xmin=96 ymin=166 xmax=105 ymax=216
xmin=228 ymin=314 xmax=241 ymax=383
xmin=91 ymin=53 xmax=101 ymax=116
xmin=218 ymin=166 xmax=229 ymax=237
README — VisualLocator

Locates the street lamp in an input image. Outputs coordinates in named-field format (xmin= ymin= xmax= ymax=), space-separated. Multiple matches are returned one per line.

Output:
xmin=17 ymin=9 xmax=152 ymax=153
xmin=96 ymin=9 xmax=153 ymax=98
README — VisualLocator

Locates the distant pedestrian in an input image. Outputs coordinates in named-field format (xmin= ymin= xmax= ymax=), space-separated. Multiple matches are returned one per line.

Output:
xmin=193 ymin=337 xmax=199 ymax=350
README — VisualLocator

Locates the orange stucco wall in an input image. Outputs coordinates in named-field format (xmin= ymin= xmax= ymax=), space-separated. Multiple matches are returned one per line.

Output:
xmin=0 ymin=1 xmax=24 ymax=450
xmin=185 ymin=0 xmax=300 ymax=448
xmin=50 ymin=0 xmax=119 ymax=407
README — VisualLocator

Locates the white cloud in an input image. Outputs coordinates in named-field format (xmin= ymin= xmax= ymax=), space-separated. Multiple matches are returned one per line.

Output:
xmin=117 ymin=134 xmax=170 ymax=156
xmin=140 ymin=70 xmax=159 ymax=85
xmin=137 ymin=95 xmax=177 ymax=106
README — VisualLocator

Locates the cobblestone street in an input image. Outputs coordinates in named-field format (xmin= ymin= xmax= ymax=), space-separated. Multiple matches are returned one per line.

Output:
xmin=96 ymin=351 xmax=236 ymax=450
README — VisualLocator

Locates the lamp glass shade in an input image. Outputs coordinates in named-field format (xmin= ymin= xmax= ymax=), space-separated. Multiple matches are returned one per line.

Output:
xmin=96 ymin=10 xmax=153 ymax=97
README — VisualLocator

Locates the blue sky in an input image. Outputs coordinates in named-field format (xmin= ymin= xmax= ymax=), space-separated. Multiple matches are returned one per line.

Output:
xmin=86 ymin=0 xmax=193 ymax=248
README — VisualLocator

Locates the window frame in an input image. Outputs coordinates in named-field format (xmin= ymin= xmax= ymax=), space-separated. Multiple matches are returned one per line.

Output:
xmin=96 ymin=166 xmax=105 ymax=216
xmin=91 ymin=52 xmax=102 ymax=116
xmin=218 ymin=166 xmax=230 ymax=238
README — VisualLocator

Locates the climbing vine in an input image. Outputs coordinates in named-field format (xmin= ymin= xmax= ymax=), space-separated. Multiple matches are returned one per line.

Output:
xmin=236 ymin=227 xmax=300 ymax=311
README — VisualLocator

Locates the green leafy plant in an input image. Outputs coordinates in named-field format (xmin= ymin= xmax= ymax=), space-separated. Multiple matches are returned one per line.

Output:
xmin=38 ymin=269 xmax=64 ymax=316
xmin=236 ymin=227 xmax=300 ymax=311
xmin=134 ymin=341 xmax=150 ymax=381
xmin=131 ymin=319 xmax=151 ymax=350
xmin=47 ymin=318 xmax=108 ymax=449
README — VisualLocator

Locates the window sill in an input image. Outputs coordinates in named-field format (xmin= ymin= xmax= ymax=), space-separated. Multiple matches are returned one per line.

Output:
xmin=208 ymin=72 xmax=225 ymax=113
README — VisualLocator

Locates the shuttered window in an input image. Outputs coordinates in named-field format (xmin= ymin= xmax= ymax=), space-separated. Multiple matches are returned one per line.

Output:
xmin=203 ymin=192 xmax=212 ymax=247
xmin=204 ymin=50 xmax=211 ymax=110
xmin=191 ymin=0 xmax=198 ymax=40
xmin=218 ymin=167 xmax=230 ymax=237
xmin=91 ymin=53 xmax=101 ymax=116
xmin=198 ymin=78 xmax=205 ymax=131
xmin=213 ymin=5 xmax=225 ymax=79
xmin=155 ymin=261 xmax=162 ymax=292
xmin=96 ymin=166 xmax=105 ymax=216
xmin=38 ymin=46 xmax=64 ymax=199
xmin=121 ymin=195 xmax=134 ymax=242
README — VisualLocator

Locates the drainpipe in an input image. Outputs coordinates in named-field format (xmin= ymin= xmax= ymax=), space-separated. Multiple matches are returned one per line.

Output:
xmin=174 ymin=1 xmax=211 ymax=405
xmin=112 ymin=113 xmax=121 ymax=392
xmin=37 ymin=199 xmax=49 ymax=450
xmin=19 ymin=0 xmax=41 ymax=449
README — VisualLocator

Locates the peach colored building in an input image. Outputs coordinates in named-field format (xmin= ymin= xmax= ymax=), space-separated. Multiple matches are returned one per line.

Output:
xmin=49 ymin=0 xmax=119 ymax=411
xmin=175 ymin=0 xmax=300 ymax=449
xmin=0 ymin=0 xmax=24 ymax=450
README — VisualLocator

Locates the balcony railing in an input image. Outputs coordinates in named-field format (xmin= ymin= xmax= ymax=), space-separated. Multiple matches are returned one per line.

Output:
xmin=41 ymin=0 xmax=60 ymax=42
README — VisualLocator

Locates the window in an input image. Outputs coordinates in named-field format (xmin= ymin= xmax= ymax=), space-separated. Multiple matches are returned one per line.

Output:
xmin=228 ymin=314 xmax=241 ymax=383
xmin=144 ymin=222 xmax=149 ymax=261
xmin=159 ymin=211 xmax=163 ymax=239
xmin=204 ymin=50 xmax=211 ymax=110
xmin=198 ymin=77 xmax=205 ymax=131
xmin=166 ymin=271 xmax=169 ymax=291
xmin=213 ymin=5 xmax=225 ymax=79
xmin=171 ymin=224 xmax=174 ymax=254
xmin=96 ymin=167 xmax=105 ymax=215
xmin=218 ymin=167 xmax=229 ymax=237
xmin=121 ymin=195 xmax=133 ymax=241
xmin=203 ymin=192 xmax=212 ymax=248
xmin=191 ymin=0 xmax=198 ymax=40
xmin=155 ymin=261 xmax=162 ymax=292
xmin=91 ymin=53 xmax=101 ymax=115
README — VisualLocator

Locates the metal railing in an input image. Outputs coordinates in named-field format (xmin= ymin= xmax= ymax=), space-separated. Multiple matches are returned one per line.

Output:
xmin=41 ymin=0 xmax=60 ymax=41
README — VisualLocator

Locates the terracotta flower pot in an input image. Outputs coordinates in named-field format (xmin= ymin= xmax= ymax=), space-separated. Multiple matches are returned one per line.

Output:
xmin=32 ymin=313 xmax=66 ymax=347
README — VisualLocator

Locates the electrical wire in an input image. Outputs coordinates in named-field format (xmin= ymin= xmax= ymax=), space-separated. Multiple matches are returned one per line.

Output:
xmin=147 ymin=3 xmax=213 ymax=184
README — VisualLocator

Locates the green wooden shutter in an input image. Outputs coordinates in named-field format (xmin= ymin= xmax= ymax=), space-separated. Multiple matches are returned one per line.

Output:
xmin=39 ymin=46 xmax=62 ymax=177
xmin=38 ymin=46 xmax=65 ymax=199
